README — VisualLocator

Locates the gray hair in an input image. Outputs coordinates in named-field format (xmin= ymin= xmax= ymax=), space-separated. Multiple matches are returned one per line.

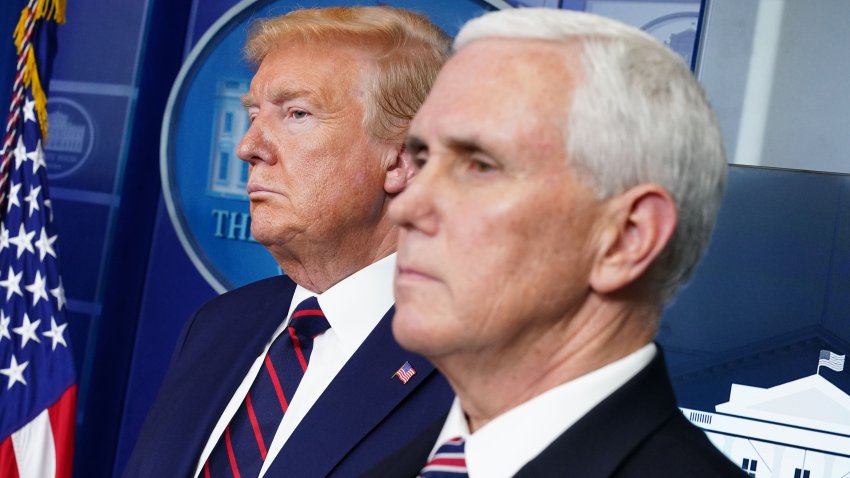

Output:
xmin=456 ymin=8 xmax=727 ymax=303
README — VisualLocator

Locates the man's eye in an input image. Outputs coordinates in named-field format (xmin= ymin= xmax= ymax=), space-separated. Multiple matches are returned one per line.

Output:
xmin=291 ymin=109 xmax=309 ymax=120
xmin=412 ymin=154 xmax=427 ymax=170
xmin=470 ymin=160 xmax=494 ymax=173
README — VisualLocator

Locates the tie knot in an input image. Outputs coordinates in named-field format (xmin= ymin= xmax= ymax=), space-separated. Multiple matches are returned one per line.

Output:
xmin=437 ymin=436 xmax=465 ymax=452
xmin=420 ymin=436 xmax=467 ymax=477
xmin=290 ymin=296 xmax=331 ymax=338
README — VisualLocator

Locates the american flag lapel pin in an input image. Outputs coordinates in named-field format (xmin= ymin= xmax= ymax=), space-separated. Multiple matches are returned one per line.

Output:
xmin=392 ymin=361 xmax=416 ymax=384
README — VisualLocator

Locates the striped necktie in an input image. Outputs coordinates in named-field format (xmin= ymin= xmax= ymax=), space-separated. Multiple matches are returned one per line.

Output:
xmin=419 ymin=436 xmax=468 ymax=477
xmin=204 ymin=296 xmax=330 ymax=478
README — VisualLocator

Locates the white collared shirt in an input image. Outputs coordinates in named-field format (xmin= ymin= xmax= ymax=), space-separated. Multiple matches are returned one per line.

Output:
xmin=193 ymin=254 xmax=397 ymax=478
xmin=429 ymin=343 xmax=657 ymax=478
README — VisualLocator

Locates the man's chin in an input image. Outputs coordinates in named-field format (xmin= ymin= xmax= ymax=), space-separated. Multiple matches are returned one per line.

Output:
xmin=391 ymin=307 xmax=431 ymax=353
xmin=248 ymin=219 xmax=288 ymax=246
xmin=391 ymin=306 xmax=455 ymax=359
xmin=248 ymin=227 xmax=272 ymax=247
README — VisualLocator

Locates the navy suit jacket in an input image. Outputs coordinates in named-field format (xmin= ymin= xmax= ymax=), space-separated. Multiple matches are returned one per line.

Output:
xmin=364 ymin=351 xmax=745 ymax=478
xmin=124 ymin=275 xmax=454 ymax=478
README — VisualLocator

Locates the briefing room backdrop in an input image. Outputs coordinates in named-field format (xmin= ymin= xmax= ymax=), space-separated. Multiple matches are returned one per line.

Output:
xmin=1 ymin=0 xmax=847 ymax=477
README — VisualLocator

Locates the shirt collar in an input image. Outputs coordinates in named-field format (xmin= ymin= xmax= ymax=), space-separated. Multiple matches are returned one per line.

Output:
xmin=287 ymin=253 xmax=396 ymax=353
xmin=433 ymin=343 xmax=657 ymax=478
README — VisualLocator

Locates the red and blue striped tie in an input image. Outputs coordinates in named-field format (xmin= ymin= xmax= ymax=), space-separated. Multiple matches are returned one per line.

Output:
xmin=419 ymin=436 xmax=468 ymax=477
xmin=204 ymin=297 xmax=330 ymax=478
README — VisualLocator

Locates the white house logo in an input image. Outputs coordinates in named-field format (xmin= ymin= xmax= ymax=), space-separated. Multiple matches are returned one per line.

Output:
xmin=208 ymin=79 xmax=250 ymax=200
xmin=160 ymin=0 xmax=506 ymax=292
xmin=682 ymin=350 xmax=850 ymax=478
xmin=44 ymin=97 xmax=94 ymax=179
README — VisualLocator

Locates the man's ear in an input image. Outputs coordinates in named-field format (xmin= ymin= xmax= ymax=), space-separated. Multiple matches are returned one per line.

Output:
xmin=384 ymin=143 xmax=415 ymax=194
xmin=589 ymin=184 xmax=677 ymax=294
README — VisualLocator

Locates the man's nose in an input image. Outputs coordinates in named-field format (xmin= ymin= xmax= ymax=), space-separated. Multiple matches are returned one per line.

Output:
xmin=236 ymin=120 xmax=274 ymax=166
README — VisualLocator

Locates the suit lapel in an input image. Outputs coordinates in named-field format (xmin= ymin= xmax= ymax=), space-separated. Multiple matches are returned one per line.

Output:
xmin=171 ymin=276 xmax=297 ymax=475
xmin=515 ymin=352 xmax=678 ymax=478
xmin=359 ymin=413 xmax=448 ymax=478
xmin=268 ymin=307 xmax=440 ymax=477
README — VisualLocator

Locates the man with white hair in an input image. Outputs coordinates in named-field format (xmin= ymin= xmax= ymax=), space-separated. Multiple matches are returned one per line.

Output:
xmin=370 ymin=7 xmax=745 ymax=478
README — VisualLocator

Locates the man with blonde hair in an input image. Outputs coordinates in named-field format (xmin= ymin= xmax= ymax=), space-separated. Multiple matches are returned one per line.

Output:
xmin=375 ymin=7 xmax=745 ymax=478
xmin=125 ymin=6 xmax=453 ymax=478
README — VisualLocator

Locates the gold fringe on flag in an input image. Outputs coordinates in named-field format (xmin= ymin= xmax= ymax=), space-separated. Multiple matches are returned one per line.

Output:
xmin=12 ymin=0 xmax=67 ymax=141
xmin=36 ymin=0 xmax=67 ymax=24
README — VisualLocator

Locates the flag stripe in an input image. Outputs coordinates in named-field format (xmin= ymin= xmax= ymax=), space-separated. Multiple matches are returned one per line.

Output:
xmin=0 ymin=437 xmax=21 ymax=478
xmin=46 ymin=386 xmax=75 ymax=478
xmin=11 ymin=409 xmax=56 ymax=478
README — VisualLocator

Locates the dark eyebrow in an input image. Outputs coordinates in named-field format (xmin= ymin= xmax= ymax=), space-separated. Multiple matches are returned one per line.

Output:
xmin=405 ymin=135 xmax=428 ymax=155
xmin=405 ymin=136 xmax=487 ymax=156
xmin=445 ymin=137 xmax=485 ymax=155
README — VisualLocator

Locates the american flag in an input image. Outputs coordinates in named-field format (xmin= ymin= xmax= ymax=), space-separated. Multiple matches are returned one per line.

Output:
xmin=393 ymin=361 xmax=416 ymax=384
xmin=0 ymin=1 xmax=74 ymax=477
xmin=818 ymin=350 xmax=845 ymax=373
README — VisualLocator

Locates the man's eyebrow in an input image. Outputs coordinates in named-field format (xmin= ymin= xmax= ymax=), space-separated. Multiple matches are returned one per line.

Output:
xmin=406 ymin=136 xmax=488 ymax=156
xmin=241 ymin=86 xmax=321 ymax=110
xmin=445 ymin=137 xmax=485 ymax=155
xmin=405 ymin=135 xmax=427 ymax=154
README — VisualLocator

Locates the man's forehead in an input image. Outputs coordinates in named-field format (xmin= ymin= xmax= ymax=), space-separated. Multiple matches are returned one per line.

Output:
xmin=414 ymin=39 xmax=577 ymax=132
xmin=258 ymin=39 xmax=371 ymax=74
xmin=406 ymin=44 xmax=575 ymax=175
xmin=470 ymin=39 xmax=577 ymax=77
xmin=241 ymin=83 xmax=320 ymax=107
xmin=243 ymin=43 xmax=365 ymax=108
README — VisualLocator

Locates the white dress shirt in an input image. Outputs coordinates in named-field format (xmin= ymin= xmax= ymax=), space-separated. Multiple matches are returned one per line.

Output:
xmin=429 ymin=343 xmax=657 ymax=478
xmin=193 ymin=254 xmax=397 ymax=478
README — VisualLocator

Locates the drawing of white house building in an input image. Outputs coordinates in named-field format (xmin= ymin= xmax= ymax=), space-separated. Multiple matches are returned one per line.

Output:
xmin=208 ymin=79 xmax=250 ymax=199
xmin=682 ymin=369 xmax=850 ymax=477
xmin=46 ymin=110 xmax=86 ymax=153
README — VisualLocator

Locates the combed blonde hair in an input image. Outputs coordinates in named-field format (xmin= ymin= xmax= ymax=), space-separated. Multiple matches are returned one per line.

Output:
xmin=245 ymin=6 xmax=450 ymax=142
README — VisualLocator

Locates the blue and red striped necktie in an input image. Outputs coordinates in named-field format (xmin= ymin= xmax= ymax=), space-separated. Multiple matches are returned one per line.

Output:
xmin=204 ymin=296 xmax=330 ymax=478
xmin=419 ymin=436 xmax=468 ymax=477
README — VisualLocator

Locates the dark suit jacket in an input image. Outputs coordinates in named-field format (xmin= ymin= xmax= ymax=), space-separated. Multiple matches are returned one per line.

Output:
xmin=124 ymin=275 xmax=453 ymax=478
xmin=364 ymin=351 xmax=745 ymax=477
